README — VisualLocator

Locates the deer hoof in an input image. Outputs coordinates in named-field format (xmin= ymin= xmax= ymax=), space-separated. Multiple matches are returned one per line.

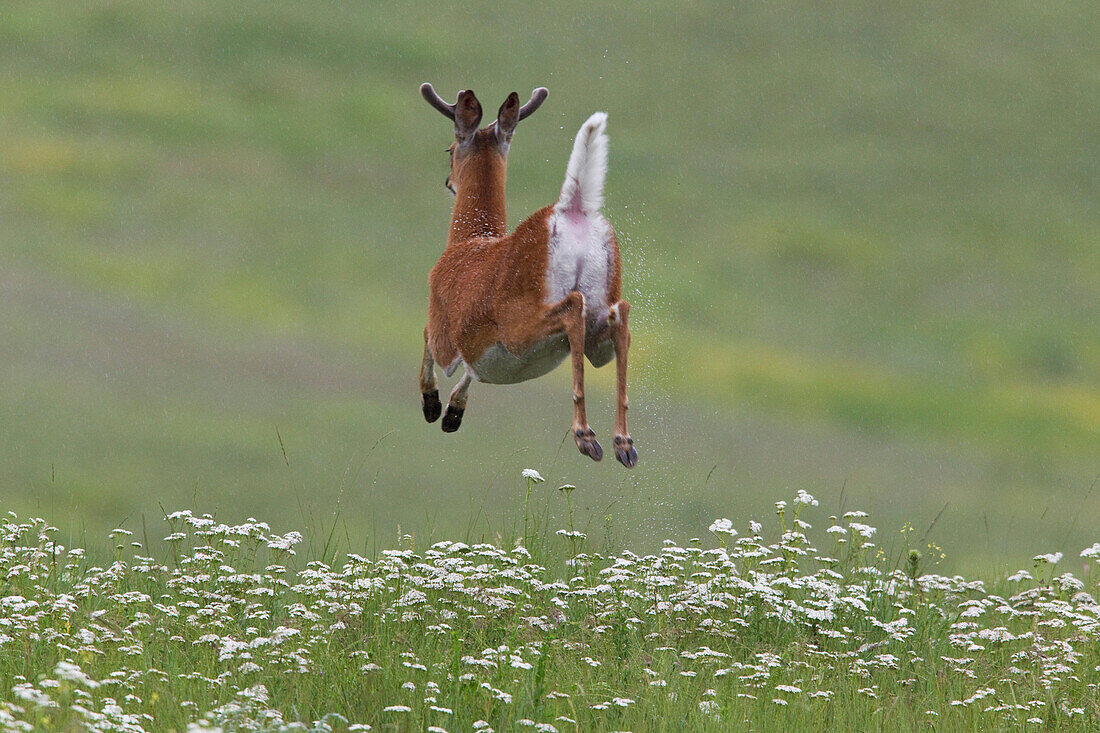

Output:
xmin=574 ymin=427 xmax=603 ymax=462
xmin=613 ymin=435 xmax=638 ymax=468
xmin=441 ymin=405 xmax=464 ymax=433
xmin=422 ymin=390 xmax=442 ymax=423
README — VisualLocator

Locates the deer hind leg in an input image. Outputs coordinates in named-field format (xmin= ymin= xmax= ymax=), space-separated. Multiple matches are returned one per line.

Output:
xmin=609 ymin=300 xmax=637 ymax=468
xmin=420 ymin=331 xmax=442 ymax=423
xmin=499 ymin=291 xmax=601 ymax=461
xmin=551 ymin=292 xmax=602 ymax=461
xmin=441 ymin=369 xmax=473 ymax=433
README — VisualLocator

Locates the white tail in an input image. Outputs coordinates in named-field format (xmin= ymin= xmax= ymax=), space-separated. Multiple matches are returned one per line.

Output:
xmin=556 ymin=112 xmax=608 ymax=216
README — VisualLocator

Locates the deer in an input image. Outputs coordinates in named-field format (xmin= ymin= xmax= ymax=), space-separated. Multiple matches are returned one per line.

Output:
xmin=417 ymin=83 xmax=637 ymax=468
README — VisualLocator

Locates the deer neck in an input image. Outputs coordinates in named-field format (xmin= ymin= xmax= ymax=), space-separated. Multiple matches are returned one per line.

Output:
xmin=448 ymin=154 xmax=507 ymax=245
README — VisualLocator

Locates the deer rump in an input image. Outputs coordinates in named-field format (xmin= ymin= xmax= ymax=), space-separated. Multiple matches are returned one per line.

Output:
xmin=427 ymin=205 xmax=620 ymax=385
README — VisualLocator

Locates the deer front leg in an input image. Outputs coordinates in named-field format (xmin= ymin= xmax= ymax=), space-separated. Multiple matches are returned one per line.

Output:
xmin=420 ymin=331 xmax=442 ymax=423
xmin=442 ymin=370 xmax=473 ymax=433
xmin=609 ymin=300 xmax=637 ymax=468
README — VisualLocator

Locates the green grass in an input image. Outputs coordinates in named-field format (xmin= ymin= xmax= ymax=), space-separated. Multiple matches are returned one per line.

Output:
xmin=1 ymin=1 xmax=1098 ymax=571
xmin=2 ymin=475 xmax=1100 ymax=731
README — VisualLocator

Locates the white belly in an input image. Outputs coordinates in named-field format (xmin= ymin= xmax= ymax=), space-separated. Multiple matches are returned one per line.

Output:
xmin=470 ymin=335 xmax=570 ymax=385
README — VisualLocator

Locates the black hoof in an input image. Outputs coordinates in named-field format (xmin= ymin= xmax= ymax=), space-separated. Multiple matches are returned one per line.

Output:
xmin=575 ymin=428 xmax=603 ymax=462
xmin=441 ymin=405 xmax=464 ymax=433
xmin=422 ymin=390 xmax=442 ymax=423
xmin=614 ymin=435 xmax=638 ymax=468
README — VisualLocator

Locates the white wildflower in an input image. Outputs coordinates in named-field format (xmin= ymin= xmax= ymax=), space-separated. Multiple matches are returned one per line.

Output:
xmin=521 ymin=468 xmax=545 ymax=483
xmin=236 ymin=684 xmax=269 ymax=703
xmin=708 ymin=519 xmax=737 ymax=536
xmin=267 ymin=531 xmax=303 ymax=552
xmin=54 ymin=661 xmax=99 ymax=689
xmin=13 ymin=684 xmax=57 ymax=708
xmin=698 ymin=700 xmax=719 ymax=715
xmin=849 ymin=522 xmax=876 ymax=538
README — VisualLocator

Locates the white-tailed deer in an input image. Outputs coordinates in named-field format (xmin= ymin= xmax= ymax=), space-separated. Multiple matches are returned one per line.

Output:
xmin=418 ymin=83 xmax=637 ymax=468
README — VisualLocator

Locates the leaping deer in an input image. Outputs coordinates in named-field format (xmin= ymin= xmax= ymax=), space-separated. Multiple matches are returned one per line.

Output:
xmin=418 ymin=83 xmax=637 ymax=468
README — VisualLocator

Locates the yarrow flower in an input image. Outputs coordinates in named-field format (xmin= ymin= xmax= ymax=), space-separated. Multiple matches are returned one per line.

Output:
xmin=795 ymin=490 xmax=818 ymax=506
xmin=521 ymin=468 xmax=545 ymax=483
xmin=849 ymin=523 xmax=876 ymax=538
xmin=1033 ymin=552 xmax=1062 ymax=565
xmin=267 ymin=531 xmax=303 ymax=552
xmin=54 ymin=661 xmax=99 ymax=689
xmin=708 ymin=519 xmax=737 ymax=536
xmin=1079 ymin=543 xmax=1100 ymax=559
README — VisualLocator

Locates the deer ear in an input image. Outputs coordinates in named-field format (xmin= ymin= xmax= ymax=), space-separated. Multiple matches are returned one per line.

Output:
xmin=454 ymin=90 xmax=483 ymax=143
xmin=495 ymin=92 xmax=521 ymax=144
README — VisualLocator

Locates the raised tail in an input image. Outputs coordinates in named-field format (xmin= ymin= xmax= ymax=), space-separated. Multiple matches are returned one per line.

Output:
xmin=555 ymin=112 xmax=608 ymax=216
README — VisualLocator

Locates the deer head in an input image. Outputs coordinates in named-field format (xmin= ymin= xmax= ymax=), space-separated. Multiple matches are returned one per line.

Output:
xmin=420 ymin=84 xmax=548 ymax=195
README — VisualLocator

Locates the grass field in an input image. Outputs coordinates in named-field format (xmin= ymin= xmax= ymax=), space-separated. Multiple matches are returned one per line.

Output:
xmin=2 ymin=482 xmax=1099 ymax=731
xmin=1 ymin=2 xmax=1098 ymax=575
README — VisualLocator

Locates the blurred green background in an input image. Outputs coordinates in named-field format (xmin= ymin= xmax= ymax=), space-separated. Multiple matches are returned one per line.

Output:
xmin=1 ymin=1 xmax=1097 ymax=572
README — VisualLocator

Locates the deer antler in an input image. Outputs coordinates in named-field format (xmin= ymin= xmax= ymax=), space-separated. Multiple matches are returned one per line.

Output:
xmin=518 ymin=87 xmax=549 ymax=121
xmin=420 ymin=83 xmax=456 ymax=120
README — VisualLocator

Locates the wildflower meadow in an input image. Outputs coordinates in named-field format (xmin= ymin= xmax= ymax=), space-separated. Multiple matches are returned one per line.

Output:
xmin=2 ymin=470 xmax=1099 ymax=731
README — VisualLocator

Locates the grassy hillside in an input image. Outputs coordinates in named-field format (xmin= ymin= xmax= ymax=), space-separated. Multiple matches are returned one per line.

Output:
xmin=0 ymin=1 xmax=1097 ymax=570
